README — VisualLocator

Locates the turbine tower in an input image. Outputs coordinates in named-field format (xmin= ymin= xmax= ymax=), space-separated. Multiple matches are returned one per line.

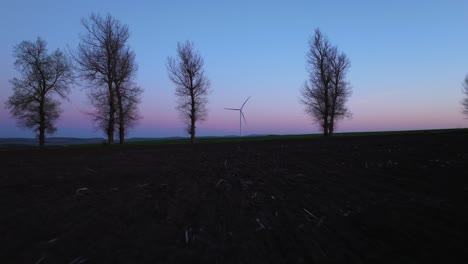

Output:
xmin=225 ymin=96 xmax=250 ymax=136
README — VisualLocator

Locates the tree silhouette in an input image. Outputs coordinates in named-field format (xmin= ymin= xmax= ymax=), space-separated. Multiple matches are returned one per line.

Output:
xmin=167 ymin=41 xmax=211 ymax=143
xmin=300 ymin=29 xmax=352 ymax=136
xmin=5 ymin=38 xmax=73 ymax=147
xmin=75 ymin=13 xmax=141 ymax=144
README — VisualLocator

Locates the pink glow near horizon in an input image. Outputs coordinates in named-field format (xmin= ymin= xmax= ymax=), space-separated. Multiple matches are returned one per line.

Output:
xmin=34 ymin=87 xmax=468 ymax=137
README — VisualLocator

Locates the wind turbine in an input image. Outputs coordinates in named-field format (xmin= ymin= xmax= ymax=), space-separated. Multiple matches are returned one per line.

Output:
xmin=225 ymin=96 xmax=250 ymax=137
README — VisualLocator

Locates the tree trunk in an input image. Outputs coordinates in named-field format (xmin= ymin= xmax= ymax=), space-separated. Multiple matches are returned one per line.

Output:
xmin=39 ymin=119 xmax=45 ymax=147
xmin=189 ymin=76 xmax=196 ymax=144
xmin=190 ymin=103 xmax=196 ymax=144
xmin=322 ymin=86 xmax=330 ymax=137
xmin=39 ymin=95 xmax=45 ymax=147
xmin=107 ymin=82 xmax=115 ymax=145
xmin=329 ymin=76 xmax=338 ymax=137
xmin=119 ymin=122 xmax=125 ymax=144
xmin=329 ymin=103 xmax=335 ymax=136
xmin=323 ymin=123 xmax=329 ymax=137
xmin=190 ymin=124 xmax=195 ymax=144
xmin=116 ymin=85 xmax=125 ymax=145
xmin=323 ymin=103 xmax=329 ymax=137
xmin=39 ymin=128 xmax=45 ymax=147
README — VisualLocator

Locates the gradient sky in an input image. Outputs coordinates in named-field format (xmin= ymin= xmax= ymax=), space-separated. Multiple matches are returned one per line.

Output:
xmin=1 ymin=0 xmax=468 ymax=138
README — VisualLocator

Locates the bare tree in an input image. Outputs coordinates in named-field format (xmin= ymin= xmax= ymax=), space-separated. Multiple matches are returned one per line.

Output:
xmin=5 ymin=38 xmax=73 ymax=147
xmin=300 ymin=29 xmax=351 ymax=136
xmin=462 ymin=74 xmax=468 ymax=117
xmin=167 ymin=41 xmax=210 ymax=143
xmin=75 ymin=13 xmax=141 ymax=144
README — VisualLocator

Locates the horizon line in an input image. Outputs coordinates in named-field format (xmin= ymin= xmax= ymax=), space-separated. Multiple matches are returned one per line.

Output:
xmin=1 ymin=127 xmax=466 ymax=140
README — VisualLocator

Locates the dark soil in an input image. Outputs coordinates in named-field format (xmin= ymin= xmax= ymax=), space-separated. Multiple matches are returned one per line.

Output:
xmin=1 ymin=131 xmax=467 ymax=263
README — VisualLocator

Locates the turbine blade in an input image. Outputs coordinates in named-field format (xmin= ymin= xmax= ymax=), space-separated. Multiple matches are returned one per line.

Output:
xmin=224 ymin=108 xmax=240 ymax=110
xmin=241 ymin=96 xmax=251 ymax=109
xmin=241 ymin=111 xmax=247 ymax=125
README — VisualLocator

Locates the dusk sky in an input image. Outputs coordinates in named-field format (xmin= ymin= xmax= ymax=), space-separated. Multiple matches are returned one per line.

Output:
xmin=1 ymin=0 xmax=468 ymax=138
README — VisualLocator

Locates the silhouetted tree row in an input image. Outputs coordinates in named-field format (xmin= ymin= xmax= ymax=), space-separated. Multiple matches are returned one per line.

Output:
xmin=5 ymin=13 xmax=143 ymax=147
xmin=11 ymin=18 xmax=465 ymax=147
xmin=3 ymin=25 xmax=354 ymax=146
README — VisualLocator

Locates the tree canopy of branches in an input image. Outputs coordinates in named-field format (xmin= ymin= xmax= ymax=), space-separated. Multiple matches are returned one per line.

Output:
xmin=300 ymin=29 xmax=352 ymax=136
xmin=75 ymin=13 xmax=141 ymax=144
xmin=167 ymin=41 xmax=211 ymax=143
xmin=462 ymin=75 xmax=468 ymax=118
xmin=5 ymin=38 xmax=73 ymax=147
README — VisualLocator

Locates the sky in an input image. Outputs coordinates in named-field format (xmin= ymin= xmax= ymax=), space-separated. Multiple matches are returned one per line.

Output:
xmin=1 ymin=0 xmax=467 ymax=138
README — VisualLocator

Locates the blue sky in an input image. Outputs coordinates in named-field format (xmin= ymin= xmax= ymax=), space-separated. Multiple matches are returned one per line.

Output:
xmin=1 ymin=0 xmax=467 ymax=138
